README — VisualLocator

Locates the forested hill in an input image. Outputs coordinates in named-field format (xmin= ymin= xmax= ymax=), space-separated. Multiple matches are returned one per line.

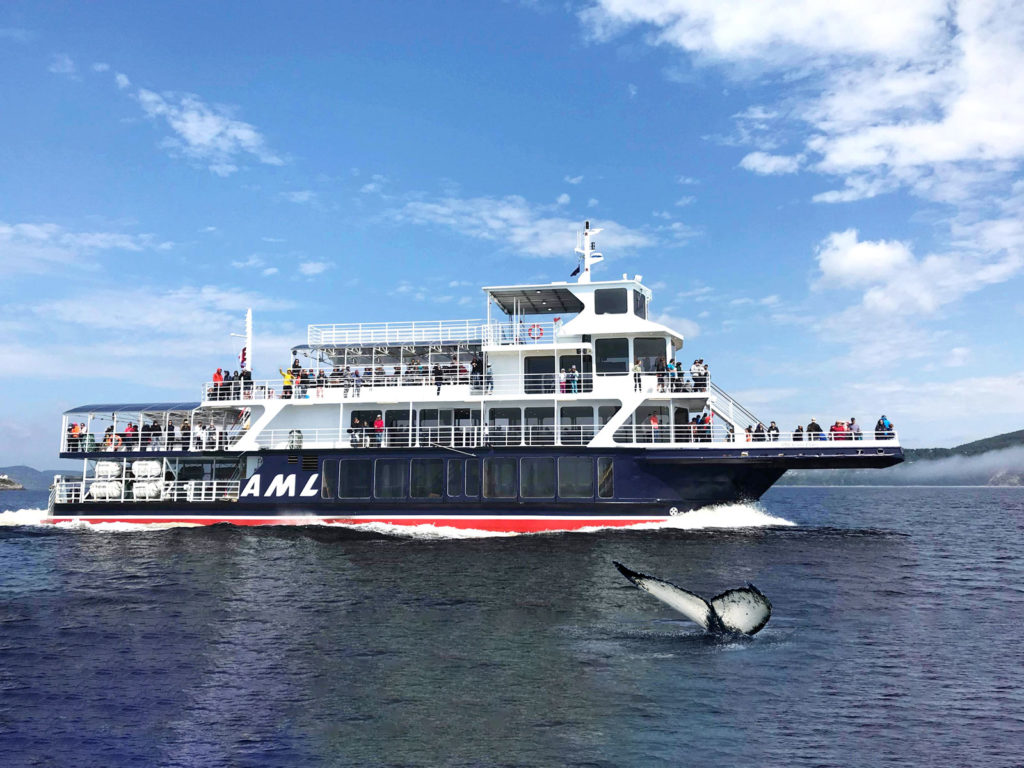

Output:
xmin=905 ymin=428 xmax=1024 ymax=460
xmin=780 ymin=427 xmax=1024 ymax=486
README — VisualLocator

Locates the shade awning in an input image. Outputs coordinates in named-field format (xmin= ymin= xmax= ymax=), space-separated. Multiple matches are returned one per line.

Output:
xmin=485 ymin=286 xmax=584 ymax=315
xmin=64 ymin=402 xmax=200 ymax=415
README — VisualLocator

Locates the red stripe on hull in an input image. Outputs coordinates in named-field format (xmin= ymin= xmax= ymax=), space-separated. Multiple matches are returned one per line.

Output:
xmin=46 ymin=516 xmax=667 ymax=532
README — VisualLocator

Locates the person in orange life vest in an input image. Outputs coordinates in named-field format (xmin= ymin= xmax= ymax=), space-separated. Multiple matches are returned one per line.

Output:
xmin=212 ymin=367 xmax=224 ymax=400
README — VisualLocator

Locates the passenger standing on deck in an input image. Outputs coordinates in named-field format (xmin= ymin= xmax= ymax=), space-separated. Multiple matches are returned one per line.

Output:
xmin=794 ymin=425 xmax=804 ymax=441
xmin=768 ymin=421 xmax=780 ymax=441
xmin=353 ymin=369 xmax=362 ymax=396
xmin=807 ymin=418 xmax=823 ymax=440
xmin=559 ymin=368 xmax=567 ymax=393
xmin=212 ymin=367 xmax=224 ymax=400
xmin=433 ymin=364 xmax=444 ymax=396
xmin=485 ymin=362 xmax=494 ymax=393
xmin=374 ymin=413 xmax=384 ymax=447
xmin=278 ymin=367 xmax=293 ymax=399
xmin=568 ymin=365 xmax=579 ymax=394
xmin=850 ymin=417 xmax=862 ymax=440
xmin=689 ymin=360 xmax=702 ymax=391
xmin=633 ymin=359 xmax=643 ymax=391
xmin=656 ymin=357 xmax=667 ymax=393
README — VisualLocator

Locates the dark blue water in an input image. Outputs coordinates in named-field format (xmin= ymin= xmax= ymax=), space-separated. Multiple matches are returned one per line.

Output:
xmin=1 ymin=487 xmax=1022 ymax=767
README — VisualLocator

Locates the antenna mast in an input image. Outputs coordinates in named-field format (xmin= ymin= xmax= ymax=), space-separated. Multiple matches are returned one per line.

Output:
xmin=574 ymin=220 xmax=604 ymax=283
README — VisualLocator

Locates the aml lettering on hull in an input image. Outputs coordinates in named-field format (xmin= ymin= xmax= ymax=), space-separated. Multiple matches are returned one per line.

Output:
xmin=241 ymin=473 xmax=319 ymax=498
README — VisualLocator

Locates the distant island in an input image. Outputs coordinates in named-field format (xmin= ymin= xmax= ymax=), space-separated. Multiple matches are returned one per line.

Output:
xmin=779 ymin=428 xmax=1024 ymax=486
xmin=0 ymin=472 xmax=25 ymax=491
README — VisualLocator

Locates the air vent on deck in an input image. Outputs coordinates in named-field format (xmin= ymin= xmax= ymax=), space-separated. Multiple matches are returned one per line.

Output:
xmin=302 ymin=456 xmax=318 ymax=472
xmin=287 ymin=455 xmax=298 ymax=464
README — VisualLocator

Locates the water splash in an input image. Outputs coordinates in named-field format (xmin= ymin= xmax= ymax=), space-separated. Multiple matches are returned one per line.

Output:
xmin=0 ymin=502 xmax=793 ymax=537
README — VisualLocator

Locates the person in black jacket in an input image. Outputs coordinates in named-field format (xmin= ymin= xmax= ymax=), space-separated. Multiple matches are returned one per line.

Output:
xmin=807 ymin=418 xmax=824 ymax=440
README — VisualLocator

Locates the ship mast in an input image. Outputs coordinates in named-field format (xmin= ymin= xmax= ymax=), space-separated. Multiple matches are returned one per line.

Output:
xmin=574 ymin=220 xmax=604 ymax=284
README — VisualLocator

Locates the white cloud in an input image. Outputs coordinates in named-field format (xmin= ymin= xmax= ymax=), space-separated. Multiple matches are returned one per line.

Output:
xmin=653 ymin=311 xmax=700 ymax=338
xmin=556 ymin=193 xmax=571 ymax=205
xmin=281 ymin=190 xmax=316 ymax=204
xmin=135 ymin=88 xmax=283 ymax=175
xmin=0 ymin=221 xmax=170 ymax=275
xmin=587 ymin=198 xmax=599 ymax=207
xmin=564 ymin=175 xmax=584 ymax=185
xmin=360 ymin=174 xmax=388 ymax=194
xmin=816 ymin=229 xmax=915 ymax=288
xmin=676 ymin=175 xmax=699 ymax=185
xmin=262 ymin=267 xmax=279 ymax=276
xmin=389 ymin=194 xmax=654 ymax=257
xmin=628 ymin=83 xmax=638 ymax=98
xmin=231 ymin=254 xmax=265 ymax=269
xmin=298 ymin=261 xmax=330 ymax=276
xmin=48 ymin=53 xmax=76 ymax=77
xmin=114 ymin=72 xmax=131 ymax=90
xmin=739 ymin=151 xmax=802 ymax=175
xmin=675 ymin=195 xmax=695 ymax=206
xmin=92 ymin=62 xmax=110 ymax=72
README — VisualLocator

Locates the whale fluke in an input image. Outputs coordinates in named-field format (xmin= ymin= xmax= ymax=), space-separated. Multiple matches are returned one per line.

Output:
xmin=613 ymin=561 xmax=772 ymax=636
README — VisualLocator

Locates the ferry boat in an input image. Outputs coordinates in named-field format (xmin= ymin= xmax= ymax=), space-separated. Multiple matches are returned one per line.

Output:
xmin=47 ymin=222 xmax=903 ymax=531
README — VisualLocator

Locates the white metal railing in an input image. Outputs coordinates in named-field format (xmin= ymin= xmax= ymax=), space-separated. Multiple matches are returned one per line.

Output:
xmin=482 ymin=322 xmax=562 ymax=346
xmin=308 ymin=319 xmax=486 ymax=346
xmin=53 ymin=479 xmax=241 ymax=504
xmin=200 ymin=371 xmax=711 ymax=403
xmin=614 ymin=426 xmax=900 ymax=445
xmin=251 ymin=424 xmax=601 ymax=450
xmin=63 ymin=429 xmax=244 ymax=454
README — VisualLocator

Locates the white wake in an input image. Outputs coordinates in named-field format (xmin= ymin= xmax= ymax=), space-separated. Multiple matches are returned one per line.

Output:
xmin=0 ymin=503 xmax=793 ymax=537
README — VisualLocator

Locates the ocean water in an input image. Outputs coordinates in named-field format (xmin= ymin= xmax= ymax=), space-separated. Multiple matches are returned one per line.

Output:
xmin=1 ymin=487 xmax=1022 ymax=767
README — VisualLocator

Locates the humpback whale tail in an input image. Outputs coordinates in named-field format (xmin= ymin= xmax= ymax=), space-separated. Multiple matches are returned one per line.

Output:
xmin=613 ymin=561 xmax=772 ymax=636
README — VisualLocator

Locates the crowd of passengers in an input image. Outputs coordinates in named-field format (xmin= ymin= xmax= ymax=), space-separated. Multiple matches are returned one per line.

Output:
xmin=637 ymin=358 xmax=709 ymax=393
xmin=65 ymin=420 xmax=238 ymax=453
xmin=742 ymin=415 xmax=896 ymax=441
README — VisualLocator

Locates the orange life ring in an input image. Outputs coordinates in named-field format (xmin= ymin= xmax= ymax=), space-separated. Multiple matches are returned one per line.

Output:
xmin=527 ymin=324 xmax=544 ymax=340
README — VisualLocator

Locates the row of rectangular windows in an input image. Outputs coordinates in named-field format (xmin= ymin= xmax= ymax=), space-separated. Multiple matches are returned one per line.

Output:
xmin=321 ymin=457 xmax=615 ymax=500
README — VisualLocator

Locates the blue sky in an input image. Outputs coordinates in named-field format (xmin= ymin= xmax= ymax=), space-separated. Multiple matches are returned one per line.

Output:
xmin=2 ymin=0 xmax=1023 ymax=467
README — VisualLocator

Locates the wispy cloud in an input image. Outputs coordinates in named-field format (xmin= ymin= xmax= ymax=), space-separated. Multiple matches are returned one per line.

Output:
xmin=564 ymin=175 xmax=584 ymax=185
xmin=0 ymin=221 xmax=172 ymax=275
xmin=388 ymin=194 xmax=655 ymax=257
xmin=280 ymin=190 xmax=316 ymax=204
xmin=134 ymin=88 xmax=284 ymax=175
xmin=0 ymin=27 xmax=33 ymax=42
xmin=47 ymin=53 xmax=76 ymax=77
xmin=740 ymin=151 xmax=803 ymax=175
xmin=298 ymin=261 xmax=330 ymax=276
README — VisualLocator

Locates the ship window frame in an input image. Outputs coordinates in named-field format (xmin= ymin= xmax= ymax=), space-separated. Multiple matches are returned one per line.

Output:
xmin=321 ymin=459 xmax=339 ymax=499
xmin=595 ymin=338 xmax=629 ymax=375
xmin=520 ymin=457 xmax=556 ymax=499
xmin=447 ymin=459 xmax=464 ymax=498
xmin=374 ymin=458 xmax=409 ymax=499
xmin=598 ymin=457 xmax=614 ymax=499
xmin=633 ymin=290 xmax=647 ymax=319
xmin=483 ymin=457 xmax=516 ymax=499
xmin=465 ymin=459 xmax=480 ymax=497
xmin=558 ymin=457 xmax=594 ymax=499
xmin=411 ymin=458 xmax=444 ymax=499
xmin=595 ymin=288 xmax=628 ymax=315
xmin=338 ymin=458 xmax=372 ymax=499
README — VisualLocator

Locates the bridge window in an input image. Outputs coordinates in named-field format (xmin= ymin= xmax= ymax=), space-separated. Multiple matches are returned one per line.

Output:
xmin=411 ymin=458 xmax=443 ymax=498
xmin=595 ymin=338 xmax=629 ymax=374
xmin=633 ymin=290 xmax=647 ymax=319
xmin=558 ymin=457 xmax=594 ymax=498
xmin=595 ymin=288 xmax=628 ymax=314
xmin=598 ymin=457 xmax=614 ymax=498
xmin=525 ymin=407 xmax=555 ymax=446
xmin=483 ymin=457 xmax=516 ymax=498
xmin=374 ymin=458 xmax=408 ymax=499
xmin=339 ymin=459 xmax=372 ymax=498
xmin=321 ymin=459 xmax=338 ymax=499
xmin=634 ymin=337 xmax=667 ymax=372
xmin=520 ymin=457 xmax=555 ymax=498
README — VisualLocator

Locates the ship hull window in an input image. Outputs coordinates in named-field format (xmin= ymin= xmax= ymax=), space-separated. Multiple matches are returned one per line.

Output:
xmin=321 ymin=459 xmax=338 ymax=499
xmin=558 ymin=457 xmax=594 ymax=498
xmin=595 ymin=338 xmax=629 ymax=374
xmin=447 ymin=459 xmax=464 ymax=497
xmin=520 ymin=457 xmax=556 ymax=498
xmin=466 ymin=459 xmax=480 ymax=497
xmin=411 ymin=458 xmax=443 ymax=498
xmin=339 ymin=459 xmax=372 ymax=498
xmin=598 ymin=457 xmax=614 ymax=498
xmin=483 ymin=457 xmax=516 ymax=498
xmin=374 ymin=458 xmax=408 ymax=499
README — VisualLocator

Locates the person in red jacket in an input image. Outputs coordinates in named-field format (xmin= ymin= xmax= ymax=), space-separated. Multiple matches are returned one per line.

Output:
xmin=374 ymin=413 xmax=385 ymax=447
xmin=212 ymin=367 xmax=224 ymax=400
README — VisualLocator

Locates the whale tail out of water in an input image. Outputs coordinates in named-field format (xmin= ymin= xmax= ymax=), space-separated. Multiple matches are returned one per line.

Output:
xmin=613 ymin=561 xmax=772 ymax=636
